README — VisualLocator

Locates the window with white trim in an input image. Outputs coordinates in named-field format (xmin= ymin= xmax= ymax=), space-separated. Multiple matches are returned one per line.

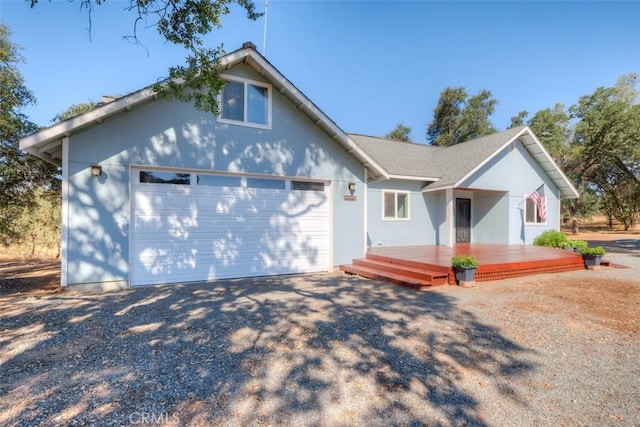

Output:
xmin=525 ymin=197 xmax=545 ymax=224
xmin=219 ymin=77 xmax=271 ymax=128
xmin=383 ymin=191 xmax=409 ymax=220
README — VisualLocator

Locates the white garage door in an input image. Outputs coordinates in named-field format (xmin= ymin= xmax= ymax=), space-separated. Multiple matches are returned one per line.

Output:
xmin=131 ymin=169 xmax=330 ymax=286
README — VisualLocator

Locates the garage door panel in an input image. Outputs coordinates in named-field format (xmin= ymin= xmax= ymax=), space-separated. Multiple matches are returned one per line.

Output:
xmin=132 ymin=171 xmax=330 ymax=286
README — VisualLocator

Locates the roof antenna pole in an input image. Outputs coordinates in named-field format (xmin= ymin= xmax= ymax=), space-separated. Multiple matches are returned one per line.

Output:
xmin=262 ymin=0 xmax=269 ymax=55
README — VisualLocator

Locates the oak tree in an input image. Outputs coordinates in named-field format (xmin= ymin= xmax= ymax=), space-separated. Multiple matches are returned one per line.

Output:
xmin=30 ymin=0 xmax=263 ymax=114
xmin=426 ymin=87 xmax=497 ymax=146
xmin=0 ymin=24 xmax=60 ymax=245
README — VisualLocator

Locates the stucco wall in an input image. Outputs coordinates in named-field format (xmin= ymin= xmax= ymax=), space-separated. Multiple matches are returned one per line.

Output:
xmin=65 ymin=64 xmax=366 ymax=286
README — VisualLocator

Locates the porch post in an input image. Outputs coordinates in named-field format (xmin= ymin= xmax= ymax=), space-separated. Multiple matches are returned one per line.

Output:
xmin=61 ymin=136 xmax=69 ymax=287
xmin=446 ymin=188 xmax=454 ymax=246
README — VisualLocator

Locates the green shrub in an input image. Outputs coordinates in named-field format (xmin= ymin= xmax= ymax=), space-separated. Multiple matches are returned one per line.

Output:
xmin=569 ymin=240 xmax=588 ymax=252
xmin=580 ymin=246 xmax=606 ymax=257
xmin=451 ymin=255 xmax=478 ymax=269
xmin=533 ymin=230 xmax=570 ymax=248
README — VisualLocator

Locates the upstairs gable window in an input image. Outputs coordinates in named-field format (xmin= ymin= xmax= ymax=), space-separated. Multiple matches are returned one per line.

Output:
xmin=219 ymin=77 xmax=271 ymax=129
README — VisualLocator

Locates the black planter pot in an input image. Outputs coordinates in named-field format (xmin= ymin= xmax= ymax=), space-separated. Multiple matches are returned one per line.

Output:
xmin=454 ymin=267 xmax=477 ymax=282
xmin=583 ymin=255 xmax=602 ymax=267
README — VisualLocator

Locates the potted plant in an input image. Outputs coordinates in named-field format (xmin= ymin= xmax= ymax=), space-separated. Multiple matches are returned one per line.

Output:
xmin=579 ymin=246 xmax=606 ymax=267
xmin=451 ymin=255 xmax=478 ymax=282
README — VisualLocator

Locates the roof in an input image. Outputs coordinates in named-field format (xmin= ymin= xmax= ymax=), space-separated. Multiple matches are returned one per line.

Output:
xmin=350 ymin=126 xmax=579 ymax=199
xmin=19 ymin=44 xmax=577 ymax=199
xmin=425 ymin=126 xmax=527 ymax=191
xmin=19 ymin=43 xmax=388 ymax=179
xmin=348 ymin=134 xmax=441 ymax=180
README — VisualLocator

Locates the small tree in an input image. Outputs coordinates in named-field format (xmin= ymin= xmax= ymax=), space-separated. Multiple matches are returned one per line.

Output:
xmin=426 ymin=87 xmax=497 ymax=146
xmin=384 ymin=123 xmax=412 ymax=142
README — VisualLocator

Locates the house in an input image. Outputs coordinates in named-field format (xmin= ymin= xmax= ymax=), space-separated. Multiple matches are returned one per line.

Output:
xmin=20 ymin=42 xmax=578 ymax=291
xmin=351 ymin=129 xmax=578 ymax=248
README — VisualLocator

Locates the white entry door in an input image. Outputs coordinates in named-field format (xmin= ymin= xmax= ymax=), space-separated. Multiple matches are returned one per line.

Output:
xmin=130 ymin=169 xmax=330 ymax=286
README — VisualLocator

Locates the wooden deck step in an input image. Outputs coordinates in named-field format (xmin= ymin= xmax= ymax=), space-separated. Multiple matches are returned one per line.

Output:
xmin=365 ymin=252 xmax=450 ymax=274
xmin=339 ymin=264 xmax=437 ymax=289
xmin=352 ymin=258 xmax=449 ymax=285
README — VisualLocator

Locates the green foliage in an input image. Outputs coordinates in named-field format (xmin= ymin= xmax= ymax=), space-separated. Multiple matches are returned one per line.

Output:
xmin=568 ymin=74 xmax=640 ymax=230
xmin=520 ymin=73 xmax=639 ymax=225
xmin=451 ymin=255 xmax=478 ymax=269
xmin=384 ymin=123 xmax=412 ymax=142
xmin=509 ymin=110 xmax=528 ymax=128
xmin=0 ymin=24 xmax=60 ymax=246
xmin=568 ymin=240 xmax=588 ymax=252
xmin=528 ymin=103 xmax=571 ymax=164
xmin=52 ymin=101 xmax=97 ymax=122
xmin=7 ymin=189 xmax=61 ymax=258
xmin=532 ymin=230 xmax=570 ymax=249
xmin=31 ymin=0 xmax=262 ymax=114
xmin=426 ymin=87 xmax=497 ymax=146
xmin=580 ymin=246 xmax=606 ymax=257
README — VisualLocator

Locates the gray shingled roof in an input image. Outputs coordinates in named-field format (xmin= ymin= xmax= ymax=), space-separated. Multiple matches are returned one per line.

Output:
xmin=350 ymin=126 xmax=579 ymax=198
xmin=348 ymin=134 xmax=442 ymax=179
xmin=425 ymin=126 xmax=527 ymax=191
xmin=349 ymin=126 xmax=526 ymax=184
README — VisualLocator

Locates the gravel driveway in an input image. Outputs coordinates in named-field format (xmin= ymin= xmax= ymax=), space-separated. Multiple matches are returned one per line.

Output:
xmin=1 ymin=251 xmax=639 ymax=426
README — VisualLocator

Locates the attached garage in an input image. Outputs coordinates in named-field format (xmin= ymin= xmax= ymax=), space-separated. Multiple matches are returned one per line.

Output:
xmin=130 ymin=168 xmax=331 ymax=286
xmin=19 ymin=43 xmax=379 ymax=291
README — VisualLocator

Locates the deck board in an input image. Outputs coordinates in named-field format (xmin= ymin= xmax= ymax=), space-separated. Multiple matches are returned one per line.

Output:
xmin=343 ymin=244 xmax=585 ymax=286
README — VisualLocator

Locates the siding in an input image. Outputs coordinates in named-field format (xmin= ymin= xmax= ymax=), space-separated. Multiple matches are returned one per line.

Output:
xmin=461 ymin=140 xmax=561 ymax=244
xmin=473 ymin=191 xmax=509 ymax=244
xmin=366 ymin=180 xmax=438 ymax=247
xmin=65 ymin=64 xmax=365 ymax=286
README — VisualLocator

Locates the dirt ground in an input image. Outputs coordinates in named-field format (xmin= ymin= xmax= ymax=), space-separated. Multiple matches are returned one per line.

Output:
xmin=0 ymin=260 xmax=60 ymax=296
xmin=1 ymin=233 xmax=639 ymax=336
xmin=1 ymin=232 xmax=639 ymax=425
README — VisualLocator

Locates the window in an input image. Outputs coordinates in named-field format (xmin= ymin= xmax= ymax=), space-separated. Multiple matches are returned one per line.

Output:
xmin=525 ymin=197 xmax=545 ymax=224
xmin=220 ymin=77 xmax=271 ymax=128
xmin=197 ymin=174 xmax=241 ymax=187
xmin=383 ymin=191 xmax=409 ymax=220
xmin=292 ymin=181 xmax=325 ymax=192
xmin=140 ymin=171 xmax=190 ymax=185
xmin=247 ymin=177 xmax=286 ymax=190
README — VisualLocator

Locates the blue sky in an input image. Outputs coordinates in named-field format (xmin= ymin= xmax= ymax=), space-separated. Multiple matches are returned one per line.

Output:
xmin=1 ymin=1 xmax=639 ymax=142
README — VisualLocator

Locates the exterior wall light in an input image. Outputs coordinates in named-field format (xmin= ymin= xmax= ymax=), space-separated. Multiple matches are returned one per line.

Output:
xmin=348 ymin=182 xmax=356 ymax=193
xmin=91 ymin=163 xmax=102 ymax=177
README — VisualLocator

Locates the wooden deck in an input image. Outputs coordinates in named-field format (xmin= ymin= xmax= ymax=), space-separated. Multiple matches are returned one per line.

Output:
xmin=340 ymin=244 xmax=586 ymax=289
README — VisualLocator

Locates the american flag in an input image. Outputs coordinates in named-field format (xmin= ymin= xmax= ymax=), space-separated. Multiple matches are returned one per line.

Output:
xmin=529 ymin=184 xmax=547 ymax=221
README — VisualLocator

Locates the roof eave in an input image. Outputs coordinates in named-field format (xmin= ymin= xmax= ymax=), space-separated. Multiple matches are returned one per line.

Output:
xmin=451 ymin=126 xmax=579 ymax=199
xmin=387 ymin=174 xmax=440 ymax=182
xmin=421 ymin=184 xmax=450 ymax=193
xmin=518 ymin=129 xmax=579 ymax=199
xmin=19 ymin=86 xmax=158 ymax=156
xmin=238 ymin=50 xmax=388 ymax=179
xmin=19 ymin=45 xmax=389 ymax=178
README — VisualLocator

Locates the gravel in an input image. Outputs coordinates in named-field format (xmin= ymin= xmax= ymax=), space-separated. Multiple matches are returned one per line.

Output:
xmin=1 ymin=249 xmax=639 ymax=426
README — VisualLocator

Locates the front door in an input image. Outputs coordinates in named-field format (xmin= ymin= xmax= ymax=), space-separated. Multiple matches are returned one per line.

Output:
xmin=456 ymin=198 xmax=471 ymax=243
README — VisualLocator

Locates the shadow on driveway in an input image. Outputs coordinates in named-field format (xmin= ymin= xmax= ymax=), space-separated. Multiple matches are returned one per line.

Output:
xmin=0 ymin=273 xmax=536 ymax=425
xmin=584 ymin=239 xmax=640 ymax=256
